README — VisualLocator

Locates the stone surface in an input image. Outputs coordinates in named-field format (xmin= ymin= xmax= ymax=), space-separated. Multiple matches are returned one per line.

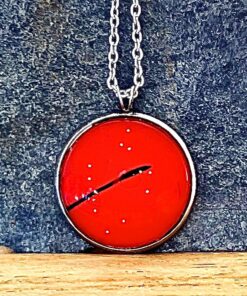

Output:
xmin=0 ymin=0 xmax=246 ymax=252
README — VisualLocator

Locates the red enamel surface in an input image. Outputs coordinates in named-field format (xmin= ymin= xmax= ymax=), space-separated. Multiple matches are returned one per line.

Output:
xmin=59 ymin=117 xmax=192 ymax=249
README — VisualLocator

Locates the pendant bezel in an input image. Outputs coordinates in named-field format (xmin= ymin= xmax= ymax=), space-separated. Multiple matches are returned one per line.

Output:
xmin=56 ymin=112 xmax=196 ymax=253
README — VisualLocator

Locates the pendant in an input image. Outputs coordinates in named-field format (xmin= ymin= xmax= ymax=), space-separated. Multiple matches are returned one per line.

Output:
xmin=56 ymin=113 xmax=196 ymax=252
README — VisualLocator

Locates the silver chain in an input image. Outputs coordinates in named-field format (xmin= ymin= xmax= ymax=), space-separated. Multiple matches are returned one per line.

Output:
xmin=107 ymin=0 xmax=144 ymax=112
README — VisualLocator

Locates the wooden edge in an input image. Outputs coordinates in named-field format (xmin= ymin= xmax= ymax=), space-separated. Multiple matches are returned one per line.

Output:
xmin=0 ymin=252 xmax=246 ymax=296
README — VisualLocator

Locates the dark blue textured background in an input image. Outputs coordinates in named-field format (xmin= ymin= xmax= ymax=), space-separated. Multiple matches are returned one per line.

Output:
xmin=0 ymin=0 xmax=246 ymax=252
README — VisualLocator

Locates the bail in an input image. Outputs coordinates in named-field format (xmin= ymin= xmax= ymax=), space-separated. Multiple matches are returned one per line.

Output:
xmin=118 ymin=86 xmax=136 ymax=112
xmin=119 ymin=97 xmax=134 ymax=112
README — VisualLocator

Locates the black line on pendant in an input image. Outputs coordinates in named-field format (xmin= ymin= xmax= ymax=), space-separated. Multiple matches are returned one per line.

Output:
xmin=66 ymin=165 xmax=151 ymax=212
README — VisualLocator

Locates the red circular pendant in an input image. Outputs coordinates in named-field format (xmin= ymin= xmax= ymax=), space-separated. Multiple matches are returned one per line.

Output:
xmin=57 ymin=114 xmax=196 ymax=252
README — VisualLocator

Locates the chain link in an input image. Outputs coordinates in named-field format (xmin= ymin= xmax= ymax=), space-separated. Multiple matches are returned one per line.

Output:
xmin=107 ymin=0 xmax=144 ymax=112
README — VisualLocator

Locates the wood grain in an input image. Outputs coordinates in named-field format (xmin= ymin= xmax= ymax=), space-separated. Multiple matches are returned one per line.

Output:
xmin=0 ymin=253 xmax=246 ymax=296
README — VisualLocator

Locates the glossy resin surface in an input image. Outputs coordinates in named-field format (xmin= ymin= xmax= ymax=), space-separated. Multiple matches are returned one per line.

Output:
xmin=58 ymin=115 xmax=194 ymax=251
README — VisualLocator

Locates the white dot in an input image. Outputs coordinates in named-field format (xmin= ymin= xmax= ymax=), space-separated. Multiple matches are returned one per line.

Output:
xmin=127 ymin=147 xmax=132 ymax=151
xmin=126 ymin=128 xmax=131 ymax=133
xmin=75 ymin=196 xmax=79 ymax=201
xmin=93 ymin=209 xmax=97 ymax=213
xmin=92 ymin=198 xmax=96 ymax=202
xmin=145 ymin=189 xmax=150 ymax=194
xmin=88 ymin=164 xmax=92 ymax=168
xmin=105 ymin=230 xmax=110 ymax=234
xmin=88 ymin=177 xmax=92 ymax=181
xmin=139 ymin=170 xmax=143 ymax=174
xmin=120 ymin=143 xmax=124 ymax=147
xmin=93 ymin=190 xmax=98 ymax=195
xmin=122 ymin=219 xmax=126 ymax=223
xmin=148 ymin=171 xmax=152 ymax=175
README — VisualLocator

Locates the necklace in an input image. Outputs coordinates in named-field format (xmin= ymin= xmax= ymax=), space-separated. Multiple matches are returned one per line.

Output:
xmin=56 ymin=0 xmax=196 ymax=253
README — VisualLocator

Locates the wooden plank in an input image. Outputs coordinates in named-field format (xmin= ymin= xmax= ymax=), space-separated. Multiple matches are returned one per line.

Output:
xmin=0 ymin=253 xmax=246 ymax=296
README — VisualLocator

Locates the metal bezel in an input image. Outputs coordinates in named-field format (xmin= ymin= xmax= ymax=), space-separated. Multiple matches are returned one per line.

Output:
xmin=55 ymin=113 xmax=196 ymax=253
